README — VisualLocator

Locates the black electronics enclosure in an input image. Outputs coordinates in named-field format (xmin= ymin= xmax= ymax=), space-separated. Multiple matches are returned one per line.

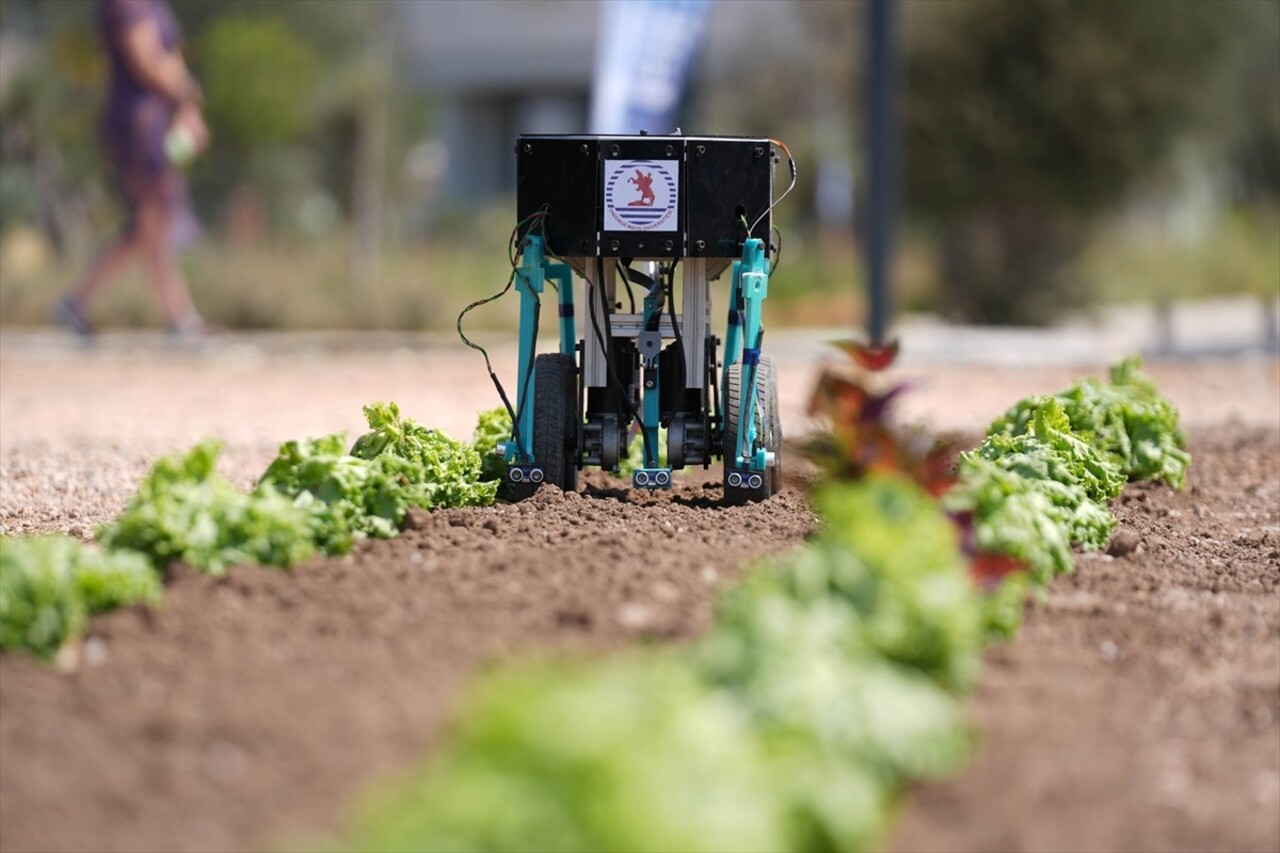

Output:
xmin=516 ymin=134 xmax=773 ymax=259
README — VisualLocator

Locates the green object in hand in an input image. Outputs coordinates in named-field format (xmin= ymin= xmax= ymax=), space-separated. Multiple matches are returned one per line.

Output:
xmin=164 ymin=126 xmax=196 ymax=166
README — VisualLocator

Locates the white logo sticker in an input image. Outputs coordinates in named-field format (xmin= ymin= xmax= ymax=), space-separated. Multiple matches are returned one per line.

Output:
xmin=603 ymin=159 xmax=679 ymax=232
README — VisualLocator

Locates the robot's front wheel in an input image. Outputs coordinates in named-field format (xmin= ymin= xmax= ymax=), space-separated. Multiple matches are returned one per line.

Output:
xmin=509 ymin=353 xmax=579 ymax=501
xmin=722 ymin=356 xmax=781 ymax=505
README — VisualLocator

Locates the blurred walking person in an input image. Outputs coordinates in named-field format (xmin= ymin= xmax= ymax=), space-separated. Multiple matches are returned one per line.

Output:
xmin=55 ymin=0 xmax=209 ymax=338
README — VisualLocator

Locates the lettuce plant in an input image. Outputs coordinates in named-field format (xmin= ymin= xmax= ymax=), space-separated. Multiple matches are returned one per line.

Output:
xmin=99 ymin=441 xmax=317 ymax=574
xmin=0 ymin=535 xmax=159 ymax=659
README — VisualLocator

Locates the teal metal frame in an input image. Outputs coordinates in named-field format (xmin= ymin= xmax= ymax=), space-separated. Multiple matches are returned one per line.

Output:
xmin=631 ymin=280 xmax=672 ymax=489
xmin=507 ymin=236 xmax=574 ymax=464
xmin=641 ymin=286 xmax=663 ymax=470
xmin=505 ymin=235 xmax=771 ymax=485
xmin=720 ymin=238 xmax=770 ymax=471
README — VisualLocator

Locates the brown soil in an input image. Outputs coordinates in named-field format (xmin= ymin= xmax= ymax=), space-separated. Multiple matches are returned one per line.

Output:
xmin=0 ymin=473 xmax=818 ymax=853
xmin=895 ymin=427 xmax=1280 ymax=853
xmin=1 ymin=347 xmax=1277 ymax=853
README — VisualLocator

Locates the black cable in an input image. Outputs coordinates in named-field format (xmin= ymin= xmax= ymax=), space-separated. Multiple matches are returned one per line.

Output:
xmin=457 ymin=210 xmax=548 ymax=461
xmin=665 ymin=260 xmax=687 ymax=411
xmin=646 ymin=275 xmax=663 ymax=333
xmin=616 ymin=261 xmax=637 ymax=313
xmin=749 ymin=139 xmax=797 ymax=236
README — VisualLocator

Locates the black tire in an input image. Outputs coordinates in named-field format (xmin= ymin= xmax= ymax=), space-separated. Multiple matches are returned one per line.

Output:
xmin=509 ymin=353 xmax=579 ymax=500
xmin=723 ymin=357 xmax=779 ymax=504
xmin=761 ymin=358 xmax=783 ymax=494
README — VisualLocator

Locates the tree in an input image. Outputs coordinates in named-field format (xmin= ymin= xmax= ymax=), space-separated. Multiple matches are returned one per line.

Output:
xmin=903 ymin=0 xmax=1239 ymax=324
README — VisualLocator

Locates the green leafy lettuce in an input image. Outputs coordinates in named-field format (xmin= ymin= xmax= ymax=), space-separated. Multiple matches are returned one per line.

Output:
xmin=352 ymin=402 xmax=497 ymax=510
xmin=980 ymin=571 xmax=1032 ymax=642
xmin=471 ymin=406 xmax=513 ymax=484
xmin=989 ymin=356 xmax=1191 ymax=488
xmin=0 ymin=535 xmax=160 ymax=659
xmin=99 ymin=441 xmax=316 ymax=574
xmin=958 ymin=398 xmax=1120 ymax=551
xmin=261 ymin=433 xmax=405 ymax=553
xmin=945 ymin=456 xmax=1075 ymax=584
xmin=800 ymin=475 xmax=985 ymax=692
xmin=698 ymin=577 xmax=973 ymax=786
xmin=347 ymin=658 xmax=794 ymax=853
xmin=261 ymin=404 xmax=499 ymax=553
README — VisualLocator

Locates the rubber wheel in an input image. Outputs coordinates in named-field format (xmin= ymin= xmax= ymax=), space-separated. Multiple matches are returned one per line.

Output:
xmin=761 ymin=358 xmax=783 ymax=494
xmin=723 ymin=356 xmax=779 ymax=504
xmin=509 ymin=353 xmax=579 ymax=501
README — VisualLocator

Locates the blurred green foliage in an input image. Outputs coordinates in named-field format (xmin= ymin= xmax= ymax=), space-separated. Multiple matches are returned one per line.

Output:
xmin=1081 ymin=210 xmax=1280 ymax=304
xmin=0 ymin=8 xmax=104 ymax=246
xmin=197 ymin=16 xmax=320 ymax=152
xmin=903 ymin=0 xmax=1259 ymax=324
xmin=907 ymin=1 xmax=1234 ymax=219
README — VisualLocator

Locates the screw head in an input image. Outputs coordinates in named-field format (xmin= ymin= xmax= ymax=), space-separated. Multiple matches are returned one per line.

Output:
xmin=696 ymin=144 xmax=706 ymax=156
xmin=663 ymin=240 xmax=673 ymax=251
xmin=695 ymin=240 xmax=706 ymax=251
xmin=524 ymin=143 xmax=532 ymax=153
xmin=580 ymin=143 xmax=589 ymax=155
xmin=664 ymin=144 xmax=673 ymax=156
xmin=609 ymin=239 xmax=620 ymax=251
xmin=610 ymin=144 xmax=620 ymax=156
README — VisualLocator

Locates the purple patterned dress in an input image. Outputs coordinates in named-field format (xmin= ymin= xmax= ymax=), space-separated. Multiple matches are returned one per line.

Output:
xmin=98 ymin=0 xmax=197 ymax=246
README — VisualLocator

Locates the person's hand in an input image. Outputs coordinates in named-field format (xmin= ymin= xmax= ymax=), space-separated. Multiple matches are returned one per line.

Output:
xmin=172 ymin=101 xmax=209 ymax=156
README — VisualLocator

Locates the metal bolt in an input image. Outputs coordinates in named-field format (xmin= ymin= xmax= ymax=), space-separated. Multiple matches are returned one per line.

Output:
xmin=695 ymin=240 xmax=706 ymax=251
xmin=580 ymin=143 xmax=589 ymax=155
xmin=610 ymin=144 xmax=620 ymax=156
xmin=610 ymin=239 xmax=619 ymax=251
xmin=696 ymin=144 xmax=706 ymax=156
xmin=637 ymin=242 xmax=645 ymax=250
xmin=524 ymin=143 xmax=532 ymax=153
xmin=754 ymin=147 xmax=763 ymax=158
xmin=664 ymin=144 xmax=673 ymax=156
xmin=663 ymin=240 xmax=673 ymax=251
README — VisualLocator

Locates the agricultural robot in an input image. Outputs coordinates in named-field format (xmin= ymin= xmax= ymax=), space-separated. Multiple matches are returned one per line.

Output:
xmin=471 ymin=134 xmax=794 ymax=504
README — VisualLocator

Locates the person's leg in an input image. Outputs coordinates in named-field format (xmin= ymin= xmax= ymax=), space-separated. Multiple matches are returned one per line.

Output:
xmin=135 ymin=194 xmax=201 ymax=330
xmin=68 ymin=236 xmax=139 ymax=306
xmin=54 ymin=230 xmax=140 ymax=335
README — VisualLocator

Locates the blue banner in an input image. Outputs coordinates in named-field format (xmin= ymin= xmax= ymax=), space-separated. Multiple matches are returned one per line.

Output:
xmin=589 ymin=0 xmax=714 ymax=135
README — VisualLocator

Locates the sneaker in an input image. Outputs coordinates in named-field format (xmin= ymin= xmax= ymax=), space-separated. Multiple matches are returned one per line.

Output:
xmin=168 ymin=311 xmax=214 ymax=339
xmin=52 ymin=297 xmax=96 ymax=337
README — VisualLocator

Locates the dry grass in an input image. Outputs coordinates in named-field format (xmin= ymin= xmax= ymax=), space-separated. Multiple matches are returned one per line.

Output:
xmin=2 ymin=210 xmax=1274 ymax=332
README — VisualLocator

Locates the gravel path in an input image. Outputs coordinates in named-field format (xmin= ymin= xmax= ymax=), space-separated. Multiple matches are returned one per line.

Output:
xmin=2 ymin=332 xmax=1275 ymax=536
